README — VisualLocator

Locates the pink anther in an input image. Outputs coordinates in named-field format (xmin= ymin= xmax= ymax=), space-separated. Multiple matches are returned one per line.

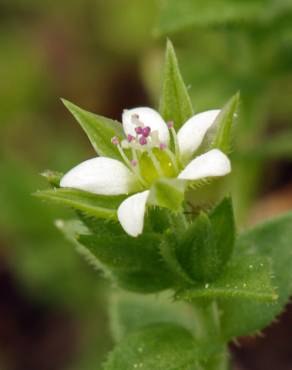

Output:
xmin=159 ymin=143 xmax=167 ymax=150
xmin=135 ymin=126 xmax=143 ymax=134
xmin=142 ymin=126 xmax=151 ymax=137
xmin=131 ymin=159 xmax=138 ymax=167
xmin=127 ymin=134 xmax=135 ymax=142
xmin=139 ymin=136 xmax=147 ymax=145
xmin=111 ymin=136 xmax=119 ymax=145
xmin=167 ymin=121 xmax=174 ymax=129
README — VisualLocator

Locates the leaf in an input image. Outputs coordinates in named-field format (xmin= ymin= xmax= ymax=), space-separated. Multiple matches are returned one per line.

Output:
xmin=109 ymin=291 xmax=198 ymax=342
xmin=179 ymin=212 xmax=218 ymax=282
xmin=160 ymin=230 xmax=195 ymax=285
xmin=77 ymin=212 xmax=125 ymax=236
xmin=149 ymin=177 xmax=186 ymax=211
xmin=78 ymin=233 xmax=173 ymax=293
xmin=217 ymin=212 xmax=292 ymax=340
xmin=62 ymin=99 xmax=124 ymax=160
xmin=55 ymin=219 xmax=109 ymax=273
xmin=159 ymin=40 xmax=193 ymax=130
xmin=211 ymin=92 xmax=239 ymax=154
xmin=209 ymin=197 xmax=235 ymax=270
xmin=103 ymin=324 xmax=203 ymax=370
xmin=177 ymin=198 xmax=235 ymax=282
xmin=177 ymin=255 xmax=276 ymax=302
xmin=35 ymin=188 xmax=125 ymax=220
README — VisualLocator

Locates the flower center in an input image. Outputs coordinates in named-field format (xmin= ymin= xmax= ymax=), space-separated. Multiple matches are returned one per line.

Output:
xmin=111 ymin=114 xmax=180 ymax=186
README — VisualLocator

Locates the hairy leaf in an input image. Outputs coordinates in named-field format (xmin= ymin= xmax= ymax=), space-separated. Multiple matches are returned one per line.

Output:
xmin=103 ymin=324 xmax=203 ymax=370
xmin=218 ymin=212 xmax=292 ymax=339
xmin=209 ymin=197 xmax=235 ymax=269
xmin=177 ymin=256 xmax=276 ymax=302
xmin=79 ymin=233 xmax=173 ymax=293
xmin=55 ymin=219 xmax=109 ymax=273
xmin=177 ymin=198 xmax=235 ymax=282
xmin=109 ymin=291 xmax=198 ymax=342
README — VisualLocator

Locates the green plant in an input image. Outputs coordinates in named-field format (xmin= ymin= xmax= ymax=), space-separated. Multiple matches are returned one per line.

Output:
xmin=36 ymin=41 xmax=292 ymax=369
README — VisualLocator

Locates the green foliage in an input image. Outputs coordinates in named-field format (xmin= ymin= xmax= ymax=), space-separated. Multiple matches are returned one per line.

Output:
xmin=109 ymin=291 xmax=197 ymax=342
xmin=62 ymin=99 xmax=124 ymax=160
xmin=35 ymin=37 xmax=292 ymax=370
xmin=209 ymin=197 xmax=235 ymax=268
xmin=218 ymin=212 xmax=292 ymax=339
xmin=35 ymin=188 xmax=125 ymax=220
xmin=103 ymin=324 xmax=201 ymax=370
xmin=159 ymin=40 xmax=193 ymax=130
xmin=178 ymin=255 xmax=276 ymax=302
xmin=78 ymin=232 xmax=173 ymax=293
xmin=177 ymin=198 xmax=235 ymax=282
xmin=149 ymin=177 xmax=186 ymax=211
xmin=211 ymin=93 xmax=239 ymax=154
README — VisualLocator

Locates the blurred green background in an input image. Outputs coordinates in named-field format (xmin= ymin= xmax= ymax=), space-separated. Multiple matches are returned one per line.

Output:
xmin=1 ymin=1 xmax=292 ymax=369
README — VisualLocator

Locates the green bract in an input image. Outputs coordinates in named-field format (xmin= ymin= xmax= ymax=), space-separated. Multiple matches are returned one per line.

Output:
xmin=37 ymin=41 xmax=292 ymax=370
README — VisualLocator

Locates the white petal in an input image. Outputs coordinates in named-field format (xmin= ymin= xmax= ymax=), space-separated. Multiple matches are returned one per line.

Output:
xmin=60 ymin=157 xmax=138 ymax=195
xmin=177 ymin=110 xmax=220 ymax=161
xmin=178 ymin=149 xmax=231 ymax=180
xmin=122 ymin=107 xmax=170 ymax=144
xmin=117 ymin=190 xmax=150 ymax=237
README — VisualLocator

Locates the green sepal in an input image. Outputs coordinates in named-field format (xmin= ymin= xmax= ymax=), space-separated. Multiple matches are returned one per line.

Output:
xmin=149 ymin=177 xmax=186 ymax=211
xmin=78 ymin=233 xmax=173 ymax=293
xmin=211 ymin=92 xmax=239 ymax=154
xmin=34 ymin=188 xmax=125 ymax=220
xmin=62 ymin=99 xmax=124 ymax=159
xmin=159 ymin=40 xmax=194 ymax=130
xmin=41 ymin=169 xmax=63 ymax=187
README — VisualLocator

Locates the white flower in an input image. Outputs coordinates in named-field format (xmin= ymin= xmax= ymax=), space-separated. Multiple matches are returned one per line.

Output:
xmin=60 ymin=107 xmax=231 ymax=237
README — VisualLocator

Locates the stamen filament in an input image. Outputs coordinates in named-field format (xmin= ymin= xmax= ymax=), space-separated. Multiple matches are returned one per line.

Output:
xmin=164 ymin=148 xmax=179 ymax=172
xmin=148 ymin=149 xmax=164 ymax=177
xmin=170 ymin=127 xmax=181 ymax=167
xmin=118 ymin=145 xmax=147 ymax=187
xmin=117 ymin=145 xmax=132 ymax=169
xmin=132 ymin=148 xmax=148 ymax=187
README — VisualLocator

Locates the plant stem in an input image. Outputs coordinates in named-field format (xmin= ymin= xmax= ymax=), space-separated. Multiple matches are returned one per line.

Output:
xmin=191 ymin=299 xmax=230 ymax=370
